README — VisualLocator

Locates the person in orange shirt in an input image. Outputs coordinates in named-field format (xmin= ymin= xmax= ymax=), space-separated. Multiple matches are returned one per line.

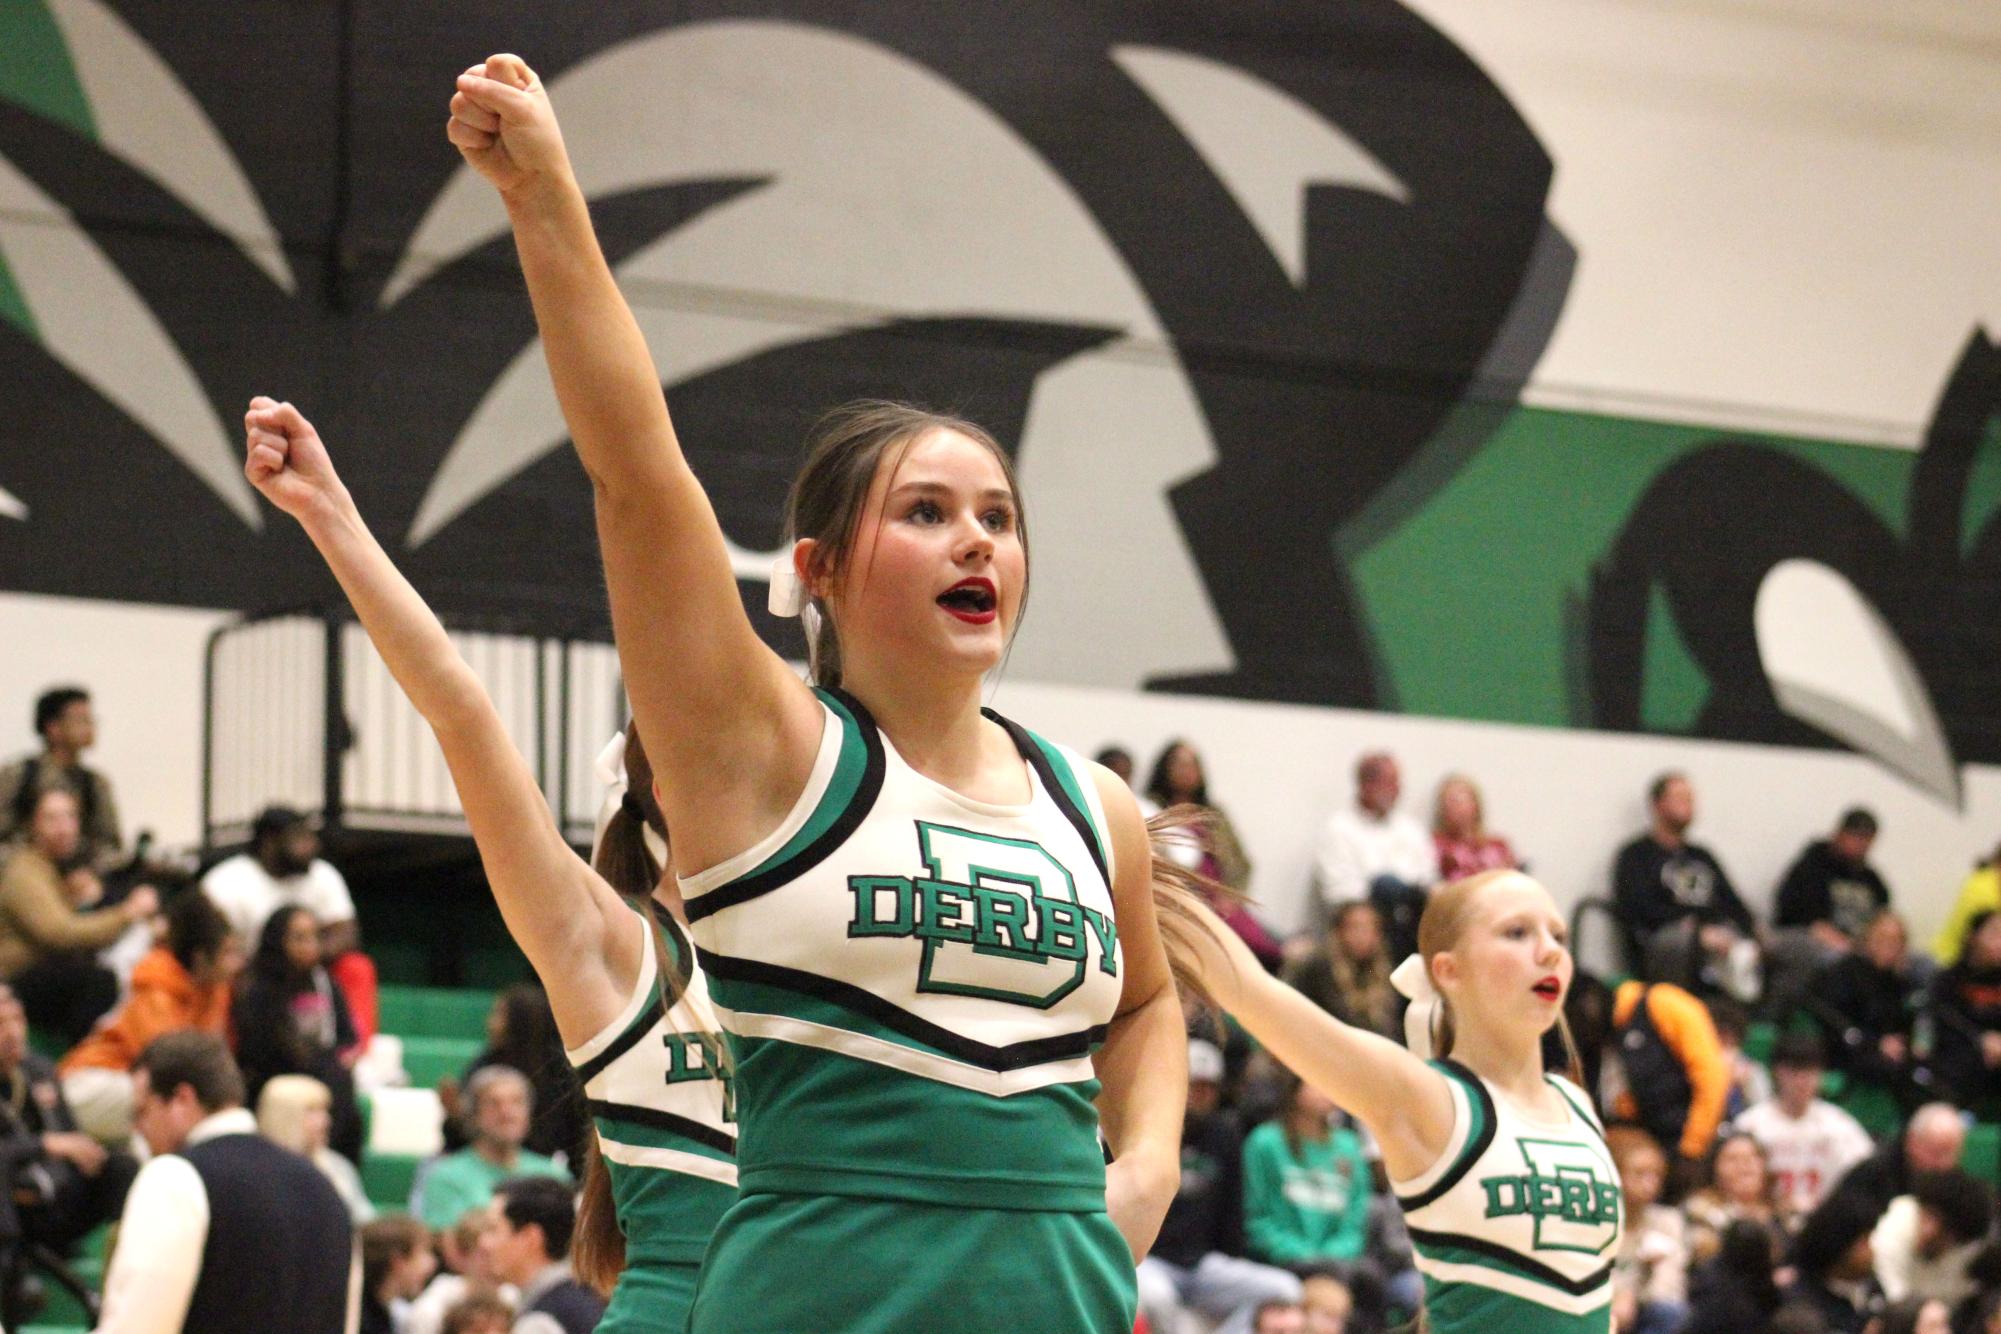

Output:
xmin=60 ymin=891 xmax=243 ymax=1142
xmin=1609 ymin=979 xmax=1731 ymax=1176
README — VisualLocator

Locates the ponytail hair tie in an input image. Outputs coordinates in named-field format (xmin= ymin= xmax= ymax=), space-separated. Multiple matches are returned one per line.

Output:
xmin=591 ymin=731 xmax=667 ymax=874
xmin=1390 ymin=953 xmax=1443 ymax=1061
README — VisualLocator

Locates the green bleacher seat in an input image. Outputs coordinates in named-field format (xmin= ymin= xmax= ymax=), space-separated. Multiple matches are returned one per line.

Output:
xmin=32 ymin=1254 xmax=101 ymax=1327
xmin=378 ymin=987 xmax=496 ymax=1044
xmin=1742 ymin=1022 xmax=1776 ymax=1066
xmin=364 ymin=1151 xmax=425 ymax=1208
xmin=401 ymin=1035 xmax=483 ymax=1088
xmin=1965 ymin=1122 xmax=1999 ymax=1187
xmin=1830 ymin=1080 xmax=1902 ymax=1141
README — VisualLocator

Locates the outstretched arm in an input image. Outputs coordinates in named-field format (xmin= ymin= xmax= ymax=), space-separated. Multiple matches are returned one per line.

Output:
xmin=1186 ymin=898 xmax=1455 ymax=1182
xmin=243 ymin=397 xmax=637 ymax=1043
xmin=446 ymin=56 xmax=821 ymax=857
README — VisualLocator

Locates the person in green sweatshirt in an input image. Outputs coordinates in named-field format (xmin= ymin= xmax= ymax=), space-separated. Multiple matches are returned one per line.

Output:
xmin=1242 ymin=1072 xmax=1421 ymax=1326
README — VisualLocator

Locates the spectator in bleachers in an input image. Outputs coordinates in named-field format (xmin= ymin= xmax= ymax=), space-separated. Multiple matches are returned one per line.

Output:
xmin=1811 ymin=911 xmax=1933 ymax=1115
xmin=478 ymin=1175 xmax=605 ymax=1334
xmin=361 ymin=1215 xmax=438 ymax=1334
xmin=1249 ymin=1300 xmax=1308 ymax=1334
xmin=1705 ymin=999 xmax=1772 ymax=1121
xmin=1607 ymin=978 xmax=1731 ymax=1174
xmin=1242 ymin=1072 xmax=1417 ymax=1325
xmin=258 ymin=1074 xmax=374 ymax=1223
xmin=1093 ymin=745 xmax=1139 ymax=792
xmin=1876 ymin=1297 xmax=1952 ymax=1334
xmin=417 ymin=1067 xmax=571 ymax=1233
xmin=59 ymin=889 xmax=240 ymax=1143
xmin=97 ymin=1032 xmax=356 ymax=1333
xmin=0 ymin=686 xmax=124 ymax=871
xmin=1311 ymin=751 xmax=1436 ymax=955
xmin=1607 ymin=1127 xmax=1690 ymax=1334
xmin=1684 ymin=1132 xmax=1790 ymax=1265
xmin=442 ymin=1293 xmax=517 ymax=1334
xmin=0 ymin=981 xmax=136 ymax=1266
xmin=1684 ymin=1219 xmax=1783 ymax=1334
xmin=1767 ymin=809 xmax=1894 ymax=1020
xmin=1931 ymin=844 xmax=2001 ymax=965
xmin=1782 ymin=1187 xmax=1887 ymax=1333
xmin=439 ymin=984 xmax=587 ymax=1168
xmin=1928 ymin=911 xmax=2001 ymax=1118
xmin=408 ymin=1207 xmax=514 ymax=1334
xmin=0 ymin=787 xmax=157 ymax=1047
xmin=1832 ymin=1104 xmax=1967 ymax=1217
xmin=1613 ymin=773 xmax=1759 ymax=1001
xmin=1870 ymin=1170 xmax=1992 ymax=1309
xmin=1282 ymin=902 xmax=1399 ymax=1041
xmin=1298 ymin=1274 xmax=1352 ymax=1334
xmin=202 ymin=805 xmax=380 ymax=1043
xmin=1147 ymin=741 xmax=1252 ymax=892
xmin=1430 ymin=773 xmax=1518 ymax=883
xmin=1148 ymin=740 xmax=1282 ymax=971
xmin=1774 ymin=810 xmax=1892 ymax=953
xmin=1734 ymin=1034 xmax=1874 ymax=1218
xmin=232 ymin=903 xmax=364 ymax=1162
xmin=1138 ymin=1039 xmax=1302 ymax=1334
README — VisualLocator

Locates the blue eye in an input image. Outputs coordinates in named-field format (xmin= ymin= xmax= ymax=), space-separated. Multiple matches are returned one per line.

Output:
xmin=908 ymin=500 xmax=942 ymax=523
xmin=982 ymin=508 xmax=1014 ymax=532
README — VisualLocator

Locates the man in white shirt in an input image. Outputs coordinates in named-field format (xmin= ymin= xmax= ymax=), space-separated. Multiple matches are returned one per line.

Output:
xmin=1734 ymin=1033 xmax=1874 ymax=1218
xmin=1310 ymin=751 xmax=1437 ymax=952
xmin=201 ymin=806 xmax=379 ymax=1044
xmin=95 ymin=1031 xmax=358 ymax=1333
xmin=200 ymin=806 xmax=358 ymax=952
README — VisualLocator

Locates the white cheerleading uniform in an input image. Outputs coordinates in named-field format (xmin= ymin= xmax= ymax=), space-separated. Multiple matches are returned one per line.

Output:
xmin=674 ymin=686 xmax=1126 ymax=1209
xmin=564 ymin=905 xmax=735 ymax=1328
xmin=1391 ymin=1059 xmax=1621 ymax=1333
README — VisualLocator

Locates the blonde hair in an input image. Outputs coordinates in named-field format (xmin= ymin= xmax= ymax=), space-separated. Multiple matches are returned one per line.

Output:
xmin=1414 ymin=870 xmax=1582 ymax=1083
xmin=1431 ymin=773 xmax=1485 ymax=839
xmin=256 ymin=1073 xmax=332 ymax=1153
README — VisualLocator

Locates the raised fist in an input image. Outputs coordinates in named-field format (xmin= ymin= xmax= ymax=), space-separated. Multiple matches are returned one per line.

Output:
xmin=244 ymin=396 xmax=342 ymax=519
xmin=448 ymin=54 xmax=572 ymax=198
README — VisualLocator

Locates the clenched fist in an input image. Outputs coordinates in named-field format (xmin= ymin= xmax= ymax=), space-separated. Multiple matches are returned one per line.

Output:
xmin=448 ymin=54 xmax=573 ymax=199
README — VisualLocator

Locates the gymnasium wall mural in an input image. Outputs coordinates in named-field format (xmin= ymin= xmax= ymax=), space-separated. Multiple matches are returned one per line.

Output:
xmin=0 ymin=1 xmax=1996 ymax=805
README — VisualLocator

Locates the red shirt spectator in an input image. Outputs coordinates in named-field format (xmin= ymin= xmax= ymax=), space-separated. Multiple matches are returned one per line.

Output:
xmin=1431 ymin=773 xmax=1518 ymax=883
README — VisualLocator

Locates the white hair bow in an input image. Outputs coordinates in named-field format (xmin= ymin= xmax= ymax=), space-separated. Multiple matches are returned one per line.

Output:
xmin=590 ymin=730 xmax=668 ymax=872
xmin=767 ymin=547 xmax=824 ymax=658
xmin=1390 ymin=953 xmax=1442 ymax=1061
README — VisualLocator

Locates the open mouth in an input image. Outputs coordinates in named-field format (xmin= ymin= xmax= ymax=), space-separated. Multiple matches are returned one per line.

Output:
xmin=1532 ymin=977 xmax=1562 ymax=1002
xmin=937 ymin=578 xmax=998 ymax=624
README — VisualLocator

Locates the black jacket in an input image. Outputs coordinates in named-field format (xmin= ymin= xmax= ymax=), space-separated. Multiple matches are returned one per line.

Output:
xmin=1774 ymin=841 xmax=1890 ymax=937
xmin=1613 ymin=836 xmax=1755 ymax=936
xmin=1153 ymin=1109 xmax=1247 ymax=1268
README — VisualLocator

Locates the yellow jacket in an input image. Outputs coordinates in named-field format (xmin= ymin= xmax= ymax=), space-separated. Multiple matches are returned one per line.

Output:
xmin=1933 ymin=865 xmax=2000 ymax=964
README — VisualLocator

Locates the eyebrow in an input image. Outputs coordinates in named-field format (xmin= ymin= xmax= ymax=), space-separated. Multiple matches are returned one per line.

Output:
xmin=888 ymin=481 xmax=1016 ymax=504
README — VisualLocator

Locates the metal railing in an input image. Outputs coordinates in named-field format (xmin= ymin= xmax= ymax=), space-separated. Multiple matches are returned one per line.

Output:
xmin=202 ymin=609 xmax=626 ymax=851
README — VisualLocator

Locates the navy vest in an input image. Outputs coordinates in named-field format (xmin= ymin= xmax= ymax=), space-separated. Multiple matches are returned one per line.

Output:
xmin=179 ymin=1132 xmax=353 ymax=1334
xmin=524 ymin=1273 xmax=607 ymax=1334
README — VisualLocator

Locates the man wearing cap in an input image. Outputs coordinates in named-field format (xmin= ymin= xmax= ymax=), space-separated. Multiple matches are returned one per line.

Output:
xmin=1137 ymin=1039 xmax=1302 ymax=1334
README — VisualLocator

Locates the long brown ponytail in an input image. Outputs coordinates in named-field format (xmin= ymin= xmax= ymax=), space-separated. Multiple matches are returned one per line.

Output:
xmin=574 ymin=721 xmax=674 ymax=1296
